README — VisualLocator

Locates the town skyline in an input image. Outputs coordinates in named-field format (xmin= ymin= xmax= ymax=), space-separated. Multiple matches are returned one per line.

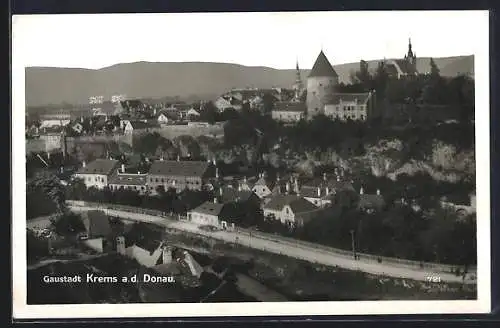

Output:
xmin=14 ymin=11 xmax=486 ymax=70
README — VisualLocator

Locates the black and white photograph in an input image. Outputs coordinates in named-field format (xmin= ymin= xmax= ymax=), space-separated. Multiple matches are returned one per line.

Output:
xmin=12 ymin=11 xmax=491 ymax=319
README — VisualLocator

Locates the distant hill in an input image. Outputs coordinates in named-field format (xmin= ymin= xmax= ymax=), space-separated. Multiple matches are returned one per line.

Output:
xmin=25 ymin=56 xmax=474 ymax=108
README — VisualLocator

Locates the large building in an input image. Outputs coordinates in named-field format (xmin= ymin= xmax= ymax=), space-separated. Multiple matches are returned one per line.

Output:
xmin=146 ymin=159 xmax=212 ymax=194
xmin=74 ymin=158 xmax=120 ymax=189
xmin=305 ymin=50 xmax=376 ymax=121
xmin=271 ymin=101 xmax=306 ymax=123
xmin=385 ymin=39 xmax=419 ymax=79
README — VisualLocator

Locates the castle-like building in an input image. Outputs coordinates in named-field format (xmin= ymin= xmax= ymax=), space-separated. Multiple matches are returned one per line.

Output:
xmin=385 ymin=39 xmax=419 ymax=79
xmin=303 ymin=50 xmax=375 ymax=121
xmin=273 ymin=40 xmax=419 ymax=123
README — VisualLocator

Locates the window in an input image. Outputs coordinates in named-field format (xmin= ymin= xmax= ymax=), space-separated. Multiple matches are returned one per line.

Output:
xmin=361 ymin=115 xmax=365 ymax=120
xmin=155 ymin=178 xmax=159 ymax=182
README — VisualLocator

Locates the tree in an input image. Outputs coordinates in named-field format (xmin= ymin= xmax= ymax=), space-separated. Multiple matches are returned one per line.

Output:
xmin=28 ymin=172 xmax=68 ymax=214
xmin=199 ymin=101 xmax=219 ymax=124
xmin=133 ymin=132 xmax=170 ymax=156
xmin=429 ymin=58 xmax=440 ymax=78
xmin=355 ymin=60 xmax=372 ymax=90
xmin=261 ymin=93 xmax=276 ymax=114
xmin=374 ymin=61 xmax=389 ymax=101
xmin=51 ymin=212 xmax=86 ymax=236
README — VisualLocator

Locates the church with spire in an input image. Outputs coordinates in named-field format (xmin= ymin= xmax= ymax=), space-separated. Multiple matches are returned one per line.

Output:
xmin=385 ymin=38 xmax=419 ymax=79
xmin=292 ymin=59 xmax=304 ymax=101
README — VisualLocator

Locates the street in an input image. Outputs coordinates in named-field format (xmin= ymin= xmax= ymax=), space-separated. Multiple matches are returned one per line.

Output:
xmin=68 ymin=205 xmax=477 ymax=284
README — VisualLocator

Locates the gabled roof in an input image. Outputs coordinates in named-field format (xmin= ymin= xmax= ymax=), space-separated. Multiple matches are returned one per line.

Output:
xmin=273 ymin=101 xmax=306 ymax=113
xmin=134 ymin=240 xmax=164 ymax=255
xmin=148 ymin=160 xmax=210 ymax=177
xmin=127 ymin=120 xmax=160 ymax=130
xmin=308 ymin=51 xmax=338 ymax=78
xmin=326 ymin=93 xmax=372 ymax=106
xmin=190 ymin=201 xmax=225 ymax=216
xmin=108 ymin=173 xmax=147 ymax=186
xmin=219 ymin=186 xmax=256 ymax=203
xmin=84 ymin=210 xmax=112 ymax=238
xmin=252 ymin=176 xmax=275 ymax=190
xmin=76 ymin=159 xmax=119 ymax=175
xmin=170 ymin=103 xmax=192 ymax=111
xmin=264 ymin=194 xmax=318 ymax=213
xmin=358 ymin=194 xmax=386 ymax=210
xmin=387 ymin=59 xmax=418 ymax=76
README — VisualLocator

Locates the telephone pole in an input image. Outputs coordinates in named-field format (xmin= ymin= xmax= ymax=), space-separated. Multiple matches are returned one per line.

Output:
xmin=350 ymin=229 xmax=357 ymax=260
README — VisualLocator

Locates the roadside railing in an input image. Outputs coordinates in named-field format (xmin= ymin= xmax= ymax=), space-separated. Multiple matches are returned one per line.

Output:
xmin=66 ymin=200 xmax=477 ymax=277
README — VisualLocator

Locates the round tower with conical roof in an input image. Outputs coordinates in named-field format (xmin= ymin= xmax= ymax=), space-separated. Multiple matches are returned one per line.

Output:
xmin=306 ymin=50 xmax=339 ymax=119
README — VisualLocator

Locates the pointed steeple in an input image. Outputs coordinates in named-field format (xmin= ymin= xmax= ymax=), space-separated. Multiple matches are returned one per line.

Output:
xmin=308 ymin=50 xmax=338 ymax=78
xmin=293 ymin=58 xmax=303 ymax=101
xmin=407 ymin=37 xmax=414 ymax=58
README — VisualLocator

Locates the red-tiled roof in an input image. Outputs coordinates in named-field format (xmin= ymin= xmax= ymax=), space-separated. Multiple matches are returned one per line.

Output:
xmin=308 ymin=51 xmax=338 ymax=78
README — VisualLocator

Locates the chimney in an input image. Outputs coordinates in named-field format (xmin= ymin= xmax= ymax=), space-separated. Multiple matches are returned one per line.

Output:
xmin=317 ymin=187 xmax=321 ymax=197
xmin=238 ymin=184 xmax=242 ymax=192
xmin=162 ymin=246 xmax=172 ymax=264
xmin=294 ymin=178 xmax=299 ymax=193
xmin=137 ymin=171 xmax=141 ymax=175
xmin=121 ymin=164 xmax=125 ymax=173
xmin=46 ymin=152 xmax=51 ymax=160
xmin=60 ymin=166 xmax=64 ymax=174
xmin=336 ymin=176 xmax=340 ymax=182
xmin=213 ymin=197 xmax=217 ymax=204
xmin=82 ymin=160 xmax=86 ymax=168
xmin=244 ymin=176 xmax=247 ymax=183
xmin=376 ymin=189 xmax=381 ymax=196
xmin=360 ymin=187 xmax=364 ymax=195
xmin=326 ymin=186 xmax=330 ymax=195
xmin=286 ymin=182 xmax=290 ymax=194
xmin=215 ymin=167 xmax=219 ymax=179
xmin=177 ymin=155 xmax=180 ymax=162
xmin=212 ymin=158 xmax=216 ymax=166
xmin=219 ymin=188 xmax=223 ymax=196
xmin=160 ymin=154 xmax=164 ymax=161
xmin=323 ymin=172 xmax=327 ymax=181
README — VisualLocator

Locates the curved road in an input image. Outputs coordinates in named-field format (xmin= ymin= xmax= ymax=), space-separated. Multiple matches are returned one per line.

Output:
xmin=67 ymin=205 xmax=476 ymax=284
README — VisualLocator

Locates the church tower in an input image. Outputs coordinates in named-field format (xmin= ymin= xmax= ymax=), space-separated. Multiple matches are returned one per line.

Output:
xmin=293 ymin=59 xmax=303 ymax=101
xmin=306 ymin=50 xmax=339 ymax=119
xmin=404 ymin=38 xmax=417 ymax=72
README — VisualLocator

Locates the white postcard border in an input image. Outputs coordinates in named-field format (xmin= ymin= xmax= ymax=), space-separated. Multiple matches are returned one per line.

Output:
xmin=12 ymin=11 xmax=491 ymax=319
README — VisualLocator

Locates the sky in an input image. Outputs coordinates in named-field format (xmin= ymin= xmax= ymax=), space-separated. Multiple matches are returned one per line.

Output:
xmin=12 ymin=11 xmax=488 ymax=69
